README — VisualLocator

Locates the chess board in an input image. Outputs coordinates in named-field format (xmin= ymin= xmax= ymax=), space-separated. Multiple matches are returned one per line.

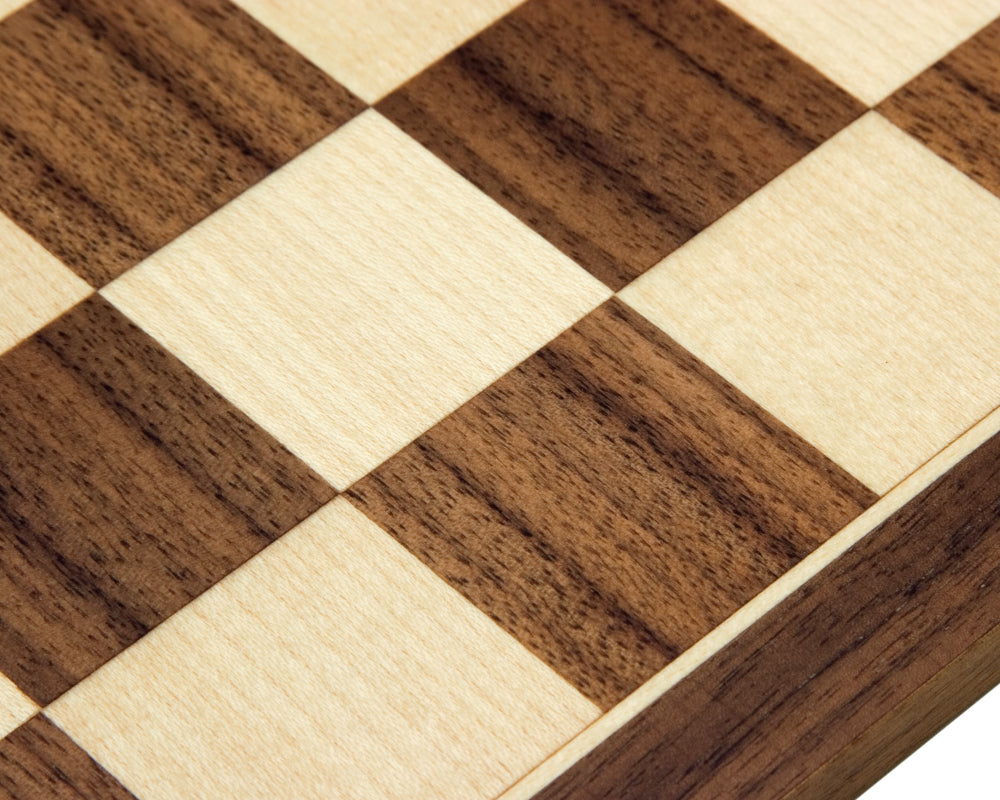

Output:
xmin=3 ymin=0 xmax=1000 ymax=797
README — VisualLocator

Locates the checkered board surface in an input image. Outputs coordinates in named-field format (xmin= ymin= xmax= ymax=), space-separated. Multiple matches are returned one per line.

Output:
xmin=3 ymin=0 xmax=1000 ymax=797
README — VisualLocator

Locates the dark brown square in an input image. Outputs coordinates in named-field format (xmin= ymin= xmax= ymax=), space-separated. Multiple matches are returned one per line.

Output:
xmin=377 ymin=0 xmax=863 ymax=290
xmin=348 ymin=299 xmax=876 ymax=710
xmin=0 ymin=295 xmax=335 ymax=704
xmin=0 ymin=716 xmax=137 ymax=799
xmin=0 ymin=0 xmax=364 ymax=287
xmin=879 ymin=18 xmax=1000 ymax=200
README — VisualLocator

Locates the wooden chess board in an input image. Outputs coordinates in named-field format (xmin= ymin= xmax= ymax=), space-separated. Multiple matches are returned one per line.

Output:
xmin=2 ymin=1 xmax=1000 ymax=797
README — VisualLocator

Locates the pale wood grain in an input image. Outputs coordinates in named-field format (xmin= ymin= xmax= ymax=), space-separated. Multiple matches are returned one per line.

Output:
xmin=378 ymin=0 xmax=863 ymax=290
xmin=232 ymin=0 xmax=523 ymax=102
xmin=0 ymin=673 xmax=36 ymax=741
xmin=621 ymin=112 xmax=1000 ymax=495
xmin=0 ymin=295 xmax=335 ymax=706
xmin=528 ymin=406 xmax=1000 ymax=800
xmin=719 ymin=0 xmax=1000 ymax=105
xmin=0 ymin=0 xmax=363 ymax=288
xmin=47 ymin=497 xmax=599 ymax=800
xmin=349 ymin=298 xmax=874 ymax=710
xmin=500 ymin=384 xmax=1000 ymax=800
xmin=0 ymin=213 xmax=90 ymax=356
xmin=0 ymin=0 xmax=27 ymax=20
xmin=103 ymin=110 xmax=609 ymax=490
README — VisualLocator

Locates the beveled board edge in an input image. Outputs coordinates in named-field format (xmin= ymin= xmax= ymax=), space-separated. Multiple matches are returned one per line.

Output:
xmin=502 ymin=404 xmax=1000 ymax=799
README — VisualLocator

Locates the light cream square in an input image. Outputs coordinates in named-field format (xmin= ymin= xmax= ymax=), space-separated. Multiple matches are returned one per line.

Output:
xmin=233 ymin=0 xmax=522 ymax=102
xmin=720 ymin=0 xmax=1000 ymax=104
xmin=0 ymin=672 xmax=36 ymax=739
xmin=0 ymin=1 xmax=29 ymax=21
xmin=622 ymin=112 xmax=1000 ymax=494
xmin=0 ymin=214 xmax=91 ymax=356
xmin=48 ymin=498 xmax=599 ymax=800
xmin=104 ymin=110 xmax=608 ymax=489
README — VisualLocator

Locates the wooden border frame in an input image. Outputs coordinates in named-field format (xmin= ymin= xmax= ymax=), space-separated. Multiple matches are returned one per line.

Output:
xmin=504 ymin=407 xmax=1000 ymax=799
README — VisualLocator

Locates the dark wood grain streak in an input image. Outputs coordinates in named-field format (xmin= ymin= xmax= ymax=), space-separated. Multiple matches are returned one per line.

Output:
xmin=783 ymin=620 xmax=1000 ymax=800
xmin=880 ymin=18 xmax=1000 ymax=200
xmin=0 ymin=0 xmax=363 ymax=287
xmin=0 ymin=716 xmax=136 ymax=800
xmin=377 ymin=0 xmax=863 ymax=289
xmin=348 ymin=299 xmax=875 ymax=709
xmin=0 ymin=295 xmax=335 ymax=704
xmin=531 ymin=427 xmax=1000 ymax=800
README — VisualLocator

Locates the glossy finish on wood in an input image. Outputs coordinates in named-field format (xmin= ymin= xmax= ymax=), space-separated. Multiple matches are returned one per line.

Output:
xmin=0 ymin=715 xmax=136 ymax=800
xmin=0 ymin=0 xmax=362 ymax=286
xmin=349 ymin=299 xmax=876 ymax=709
xmin=0 ymin=295 xmax=334 ymax=704
xmin=529 ymin=426 xmax=1000 ymax=800
xmin=379 ymin=0 xmax=863 ymax=289
xmin=880 ymin=16 xmax=1000 ymax=200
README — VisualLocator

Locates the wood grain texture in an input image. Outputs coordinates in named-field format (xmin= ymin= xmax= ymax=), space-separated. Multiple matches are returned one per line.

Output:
xmin=0 ymin=3 xmax=995 ymax=796
xmin=784 ymin=620 xmax=1000 ymax=800
xmin=232 ymin=0 xmax=523 ymax=103
xmin=880 ymin=16 xmax=1000 ymax=200
xmin=622 ymin=112 xmax=1000 ymax=494
xmin=104 ymin=110 xmax=609 ymax=490
xmin=0 ymin=213 xmax=90 ymax=356
xmin=501 ymin=398 xmax=1000 ymax=800
xmin=348 ymin=298 xmax=876 ymax=710
xmin=0 ymin=1 xmax=27 ymax=22
xmin=0 ymin=679 xmax=34 ymax=743
xmin=0 ymin=0 xmax=363 ymax=287
xmin=720 ymin=0 xmax=1000 ymax=105
xmin=0 ymin=295 xmax=334 ymax=705
xmin=528 ymin=417 xmax=1000 ymax=800
xmin=378 ymin=0 xmax=863 ymax=289
xmin=48 ymin=498 xmax=600 ymax=800
xmin=0 ymin=716 xmax=136 ymax=800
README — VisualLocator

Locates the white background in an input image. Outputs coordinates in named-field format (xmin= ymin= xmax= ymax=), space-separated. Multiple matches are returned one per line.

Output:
xmin=860 ymin=681 xmax=1000 ymax=798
